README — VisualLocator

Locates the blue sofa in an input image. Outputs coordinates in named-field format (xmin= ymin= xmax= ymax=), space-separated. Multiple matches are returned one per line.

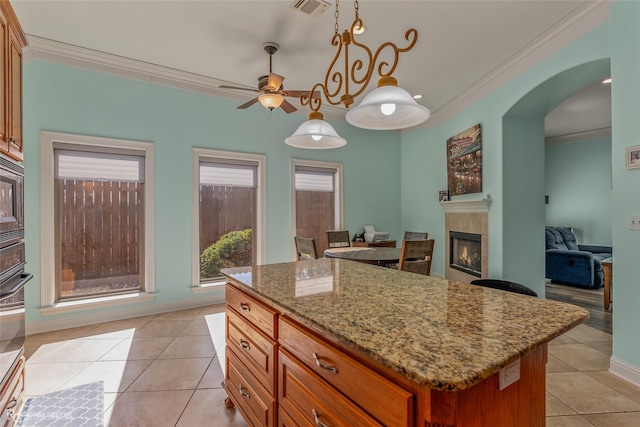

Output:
xmin=545 ymin=226 xmax=612 ymax=289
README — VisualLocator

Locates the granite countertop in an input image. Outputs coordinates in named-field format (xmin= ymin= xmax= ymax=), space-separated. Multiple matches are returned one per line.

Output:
xmin=222 ymin=259 xmax=589 ymax=391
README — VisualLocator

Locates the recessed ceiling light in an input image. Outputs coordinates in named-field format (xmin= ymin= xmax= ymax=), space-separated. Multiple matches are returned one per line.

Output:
xmin=602 ymin=78 xmax=612 ymax=84
xmin=413 ymin=94 xmax=422 ymax=99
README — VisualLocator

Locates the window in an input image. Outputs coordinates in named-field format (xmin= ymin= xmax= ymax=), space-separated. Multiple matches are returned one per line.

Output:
xmin=40 ymin=132 xmax=155 ymax=311
xmin=193 ymin=149 xmax=266 ymax=287
xmin=292 ymin=160 xmax=343 ymax=255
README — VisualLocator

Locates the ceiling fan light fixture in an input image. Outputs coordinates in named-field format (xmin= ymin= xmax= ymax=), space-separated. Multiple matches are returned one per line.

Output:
xmin=258 ymin=93 xmax=284 ymax=110
xmin=345 ymin=77 xmax=431 ymax=130
xmin=285 ymin=112 xmax=347 ymax=149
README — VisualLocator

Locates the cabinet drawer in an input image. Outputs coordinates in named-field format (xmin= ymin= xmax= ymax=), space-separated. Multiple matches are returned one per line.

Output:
xmin=279 ymin=317 xmax=413 ymax=427
xmin=226 ymin=284 xmax=277 ymax=339
xmin=226 ymin=307 xmax=277 ymax=395
xmin=0 ymin=357 xmax=24 ymax=427
xmin=279 ymin=349 xmax=382 ymax=427
xmin=225 ymin=347 xmax=276 ymax=427
xmin=279 ymin=406 xmax=312 ymax=427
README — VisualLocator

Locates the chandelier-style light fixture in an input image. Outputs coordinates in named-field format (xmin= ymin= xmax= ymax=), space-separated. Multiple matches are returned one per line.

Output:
xmin=285 ymin=0 xmax=430 ymax=149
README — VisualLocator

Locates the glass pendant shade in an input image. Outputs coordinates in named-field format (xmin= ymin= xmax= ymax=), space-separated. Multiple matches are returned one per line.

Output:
xmin=345 ymin=79 xmax=431 ymax=130
xmin=258 ymin=93 xmax=284 ymax=110
xmin=285 ymin=112 xmax=346 ymax=149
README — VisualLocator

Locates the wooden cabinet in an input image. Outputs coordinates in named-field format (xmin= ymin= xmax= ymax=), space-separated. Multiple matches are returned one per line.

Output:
xmin=0 ymin=356 xmax=24 ymax=427
xmin=0 ymin=1 xmax=26 ymax=162
xmin=223 ymin=284 xmax=278 ymax=427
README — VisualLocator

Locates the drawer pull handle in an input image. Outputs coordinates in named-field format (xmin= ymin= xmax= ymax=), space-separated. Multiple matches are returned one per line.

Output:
xmin=239 ymin=384 xmax=250 ymax=399
xmin=312 ymin=409 xmax=331 ymax=427
xmin=313 ymin=353 xmax=338 ymax=374
xmin=239 ymin=339 xmax=250 ymax=350
xmin=239 ymin=302 xmax=251 ymax=311
xmin=6 ymin=398 xmax=17 ymax=410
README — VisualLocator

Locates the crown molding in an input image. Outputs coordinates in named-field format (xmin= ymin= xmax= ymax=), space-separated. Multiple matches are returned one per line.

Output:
xmin=418 ymin=0 xmax=611 ymax=129
xmin=22 ymin=36 xmax=347 ymax=120
xmin=545 ymin=127 xmax=612 ymax=145
xmin=23 ymin=1 xmax=611 ymax=127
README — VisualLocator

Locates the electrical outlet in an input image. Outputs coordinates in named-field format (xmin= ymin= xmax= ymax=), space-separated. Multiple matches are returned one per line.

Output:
xmin=629 ymin=215 xmax=640 ymax=231
xmin=498 ymin=359 xmax=520 ymax=390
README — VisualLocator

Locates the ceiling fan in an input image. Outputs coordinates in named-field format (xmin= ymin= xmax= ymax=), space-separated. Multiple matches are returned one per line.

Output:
xmin=220 ymin=42 xmax=318 ymax=114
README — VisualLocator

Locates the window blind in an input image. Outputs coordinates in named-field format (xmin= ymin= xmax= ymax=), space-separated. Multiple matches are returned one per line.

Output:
xmin=200 ymin=161 xmax=257 ymax=188
xmin=55 ymin=150 xmax=144 ymax=182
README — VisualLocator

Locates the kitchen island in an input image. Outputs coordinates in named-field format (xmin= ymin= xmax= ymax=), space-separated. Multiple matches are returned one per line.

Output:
xmin=221 ymin=259 xmax=588 ymax=427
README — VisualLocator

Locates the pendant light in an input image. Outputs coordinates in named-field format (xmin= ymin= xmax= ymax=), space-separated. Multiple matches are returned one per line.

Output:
xmin=287 ymin=0 xmax=429 ymax=148
xmin=345 ymin=76 xmax=431 ymax=130
xmin=285 ymin=112 xmax=346 ymax=149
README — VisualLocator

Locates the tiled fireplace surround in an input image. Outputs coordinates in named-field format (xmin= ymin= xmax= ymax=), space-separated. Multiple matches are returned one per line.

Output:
xmin=442 ymin=199 xmax=491 ymax=283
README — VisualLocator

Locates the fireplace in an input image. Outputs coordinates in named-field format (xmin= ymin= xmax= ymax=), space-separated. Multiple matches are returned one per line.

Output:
xmin=450 ymin=231 xmax=482 ymax=277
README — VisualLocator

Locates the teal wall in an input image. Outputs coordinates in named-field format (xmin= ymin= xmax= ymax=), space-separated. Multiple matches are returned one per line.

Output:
xmin=402 ymin=12 xmax=640 ymax=376
xmin=22 ymin=61 xmax=402 ymax=324
xmin=545 ymin=138 xmax=613 ymax=245
xmin=610 ymin=1 xmax=640 ymax=370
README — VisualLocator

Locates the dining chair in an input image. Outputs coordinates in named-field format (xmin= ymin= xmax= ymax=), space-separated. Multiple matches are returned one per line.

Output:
xmin=326 ymin=230 xmax=351 ymax=248
xmin=470 ymin=279 xmax=538 ymax=297
xmin=398 ymin=239 xmax=435 ymax=275
xmin=294 ymin=236 xmax=319 ymax=260
xmin=403 ymin=231 xmax=428 ymax=240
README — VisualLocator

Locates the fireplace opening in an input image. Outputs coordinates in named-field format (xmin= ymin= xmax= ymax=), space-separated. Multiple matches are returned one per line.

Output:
xmin=450 ymin=231 xmax=482 ymax=277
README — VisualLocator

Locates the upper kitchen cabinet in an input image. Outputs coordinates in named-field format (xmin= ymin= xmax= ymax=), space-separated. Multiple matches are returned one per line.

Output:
xmin=0 ymin=1 xmax=26 ymax=162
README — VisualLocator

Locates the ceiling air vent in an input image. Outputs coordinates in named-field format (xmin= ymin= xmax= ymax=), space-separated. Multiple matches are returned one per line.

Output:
xmin=290 ymin=0 xmax=330 ymax=17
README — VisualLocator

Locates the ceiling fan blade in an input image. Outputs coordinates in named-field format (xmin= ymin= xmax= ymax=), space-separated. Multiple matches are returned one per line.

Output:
xmin=284 ymin=90 xmax=321 ymax=99
xmin=267 ymin=73 xmax=284 ymax=90
xmin=280 ymin=99 xmax=297 ymax=114
xmin=220 ymin=85 xmax=259 ymax=93
xmin=237 ymin=98 xmax=260 ymax=109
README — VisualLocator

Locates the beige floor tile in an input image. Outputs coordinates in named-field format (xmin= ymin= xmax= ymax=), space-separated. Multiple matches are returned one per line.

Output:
xmin=548 ymin=343 xmax=611 ymax=371
xmin=547 ymin=392 xmax=577 ymax=416
xmin=198 ymin=357 xmax=225 ymax=389
xmin=547 ymin=354 xmax=579 ymax=373
xmin=79 ymin=315 xmax=155 ymax=339
xmin=99 ymin=337 xmax=175 ymax=361
xmin=205 ymin=312 xmax=227 ymax=350
xmin=563 ymin=324 xmax=613 ymax=344
xmin=24 ymin=362 xmax=92 ymax=396
xmin=584 ymin=341 xmax=613 ymax=356
xmin=583 ymin=412 xmax=640 ymax=426
xmin=128 ymin=358 xmax=211 ymax=391
xmin=176 ymin=388 xmax=248 ymax=427
xmin=133 ymin=319 xmax=191 ymax=337
xmin=24 ymin=340 xmax=68 ymax=362
xmin=27 ymin=325 xmax=98 ymax=342
xmin=546 ymin=415 xmax=596 ymax=427
xmin=62 ymin=360 xmax=152 ymax=392
xmin=547 ymin=372 xmax=640 ymax=414
xmin=585 ymin=371 xmax=640 ymax=404
xmin=179 ymin=319 xmax=211 ymax=336
xmin=155 ymin=307 xmax=203 ymax=321
xmin=105 ymin=390 xmax=193 ymax=427
xmin=26 ymin=338 xmax=124 ymax=363
xmin=103 ymin=392 xmax=120 ymax=412
xmin=198 ymin=304 xmax=226 ymax=316
xmin=157 ymin=335 xmax=215 ymax=359
xmin=550 ymin=335 xmax=580 ymax=345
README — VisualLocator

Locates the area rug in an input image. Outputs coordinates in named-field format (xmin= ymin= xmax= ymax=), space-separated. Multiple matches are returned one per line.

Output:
xmin=16 ymin=381 xmax=104 ymax=427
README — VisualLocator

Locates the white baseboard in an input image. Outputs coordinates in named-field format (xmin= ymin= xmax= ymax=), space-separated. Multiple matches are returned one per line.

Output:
xmin=609 ymin=356 xmax=640 ymax=387
xmin=26 ymin=293 xmax=225 ymax=335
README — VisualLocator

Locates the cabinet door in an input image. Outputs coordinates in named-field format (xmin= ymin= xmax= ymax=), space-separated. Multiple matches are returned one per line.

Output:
xmin=7 ymin=24 xmax=21 ymax=162
xmin=0 ymin=8 xmax=7 ymax=156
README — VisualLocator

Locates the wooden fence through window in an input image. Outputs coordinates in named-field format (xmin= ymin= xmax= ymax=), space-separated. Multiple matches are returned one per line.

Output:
xmin=296 ymin=190 xmax=335 ymax=254
xmin=59 ymin=179 xmax=142 ymax=281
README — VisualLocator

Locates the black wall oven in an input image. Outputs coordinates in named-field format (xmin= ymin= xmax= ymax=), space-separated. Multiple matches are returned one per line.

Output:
xmin=0 ymin=156 xmax=29 ymax=403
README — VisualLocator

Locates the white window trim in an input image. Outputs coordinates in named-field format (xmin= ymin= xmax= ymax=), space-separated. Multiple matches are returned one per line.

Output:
xmin=40 ymin=131 xmax=155 ymax=313
xmin=192 ymin=148 xmax=266 ymax=291
xmin=291 ymin=159 xmax=344 ymax=261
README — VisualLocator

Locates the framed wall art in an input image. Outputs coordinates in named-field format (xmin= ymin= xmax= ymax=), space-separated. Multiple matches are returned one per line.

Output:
xmin=626 ymin=145 xmax=640 ymax=169
xmin=446 ymin=124 xmax=482 ymax=195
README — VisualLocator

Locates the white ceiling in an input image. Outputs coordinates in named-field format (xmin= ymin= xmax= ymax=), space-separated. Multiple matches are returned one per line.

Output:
xmin=12 ymin=0 xmax=610 ymax=137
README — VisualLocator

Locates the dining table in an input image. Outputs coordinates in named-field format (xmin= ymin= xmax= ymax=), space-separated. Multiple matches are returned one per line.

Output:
xmin=323 ymin=246 xmax=401 ymax=266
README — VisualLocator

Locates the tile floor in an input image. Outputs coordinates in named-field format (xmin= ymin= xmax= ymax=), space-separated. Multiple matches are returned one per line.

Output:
xmin=22 ymin=304 xmax=640 ymax=427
